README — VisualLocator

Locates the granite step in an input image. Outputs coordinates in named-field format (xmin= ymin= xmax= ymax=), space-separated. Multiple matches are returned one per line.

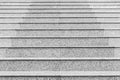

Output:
xmin=0 ymin=24 xmax=120 ymax=29
xmin=0 ymin=60 xmax=119 ymax=71
xmin=0 ymin=47 xmax=118 ymax=58
xmin=0 ymin=38 xmax=119 ymax=47
xmin=1 ymin=29 xmax=120 ymax=37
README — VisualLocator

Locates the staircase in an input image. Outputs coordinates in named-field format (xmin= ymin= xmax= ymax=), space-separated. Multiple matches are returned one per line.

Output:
xmin=0 ymin=0 xmax=120 ymax=80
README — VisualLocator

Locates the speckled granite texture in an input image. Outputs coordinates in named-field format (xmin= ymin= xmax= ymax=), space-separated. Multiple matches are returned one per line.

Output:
xmin=0 ymin=0 xmax=120 ymax=79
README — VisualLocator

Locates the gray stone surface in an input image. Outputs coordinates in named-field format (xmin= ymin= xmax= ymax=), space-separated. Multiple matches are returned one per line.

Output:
xmin=1 ymin=30 xmax=120 ymax=37
xmin=0 ymin=48 xmax=115 ymax=58
xmin=0 ymin=61 xmax=119 ymax=71
xmin=1 ymin=6 xmax=120 ymax=8
xmin=0 ymin=61 xmax=60 ymax=71
xmin=0 ymin=24 xmax=120 ymax=29
xmin=0 ymin=0 xmax=118 ymax=2
xmin=0 ymin=77 xmax=119 ymax=80
xmin=60 ymin=61 xmax=120 ymax=71
xmin=1 ymin=10 xmax=120 ymax=13
xmin=0 ymin=0 xmax=120 ymax=78
xmin=1 ymin=14 xmax=120 ymax=17
xmin=61 ymin=77 xmax=118 ymax=80
xmin=0 ymin=2 xmax=119 ymax=6
xmin=0 ymin=30 xmax=105 ymax=37
xmin=0 ymin=38 xmax=110 ymax=47
xmin=0 ymin=18 xmax=120 ymax=23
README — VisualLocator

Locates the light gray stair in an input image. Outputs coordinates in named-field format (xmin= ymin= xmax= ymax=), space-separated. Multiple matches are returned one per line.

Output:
xmin=0 ymin=47 xmax=116 ymax=58
xmin=0 ymin=59 xmax=120 ymax=71
xmin=0 ymin=76 xmax=119 ymax=80
xmin=0 ymin=0 xmax=120 ymax=79
xmin=0 ymin=24 xmax=120 ymax=29
xmin=0 ymin=29 xmax=120 ymax=37
xmin=0 ymin=38 xmax=120 ymax=47
xmin=0 ymin=71 xmax=119 ymax=80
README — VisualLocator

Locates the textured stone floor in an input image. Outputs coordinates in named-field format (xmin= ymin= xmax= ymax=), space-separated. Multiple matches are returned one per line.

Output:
xmin=0 ymin=0 xmax=120 ymax=80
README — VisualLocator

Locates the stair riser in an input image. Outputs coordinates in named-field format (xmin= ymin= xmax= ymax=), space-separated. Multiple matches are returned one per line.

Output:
xmin=0 ymin=48 xmax=115 ymax=57
xmin=1 ymin=30 xmax=120 ymax=37
xmin=0 ymin=38 xmax=119 ymax=47
xmin=0 ymin=18 xmax=120 ymax=23
xmin=0 ymin=24 xmax=119 ymax=29
xmin=1 ymin=14 xmax=120 ymax=17
xmin=0 ymin=77 xmax=119 ymax=80
xmin=0 ymin=61 xmax=119 ymax=71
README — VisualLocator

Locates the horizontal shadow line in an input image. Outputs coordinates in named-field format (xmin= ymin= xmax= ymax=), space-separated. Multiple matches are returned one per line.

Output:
xmin=1 ymin=2 xmax=120 ymax=3
xmin=1 ymin=12 xmax=120 ymax=14
xmin=0 ymin=47 xmax=117 ymax=49
xmin=0 ymin=17 xmax=120 ymax=19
